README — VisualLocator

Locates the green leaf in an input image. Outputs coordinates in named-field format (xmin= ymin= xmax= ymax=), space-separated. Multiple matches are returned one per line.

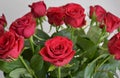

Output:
xmin=9 ymin=68 xmax=32 ymax=78
xmin=33 ymin=29 xmax=49 ymax=46
xmin=34 ymin=45 xmax=41 ymax=54
xmin=48 ymin=65 xmax=56 ymax=72
xmin=77 ymin=37 xmax=95 ymax=50
xmin=22 ymin=48 xmax=33 ymax=61
xmin=77 ymin=36 xmax=97 ymax=59
xmin=84 ymin=54 xmax=109 ymax=78
xmin=0 ymin=59 xmax=24 ymax=73
xmin=93 ymin=71 xmax=114 ymax=78
xmin=35 ymin=62 xmax=50 ymax=78
xmin=87 ymin=25 xmax=102 ymax=44
xmin=30 ymin=54 xmax=44 ymax=72
xmin=52 ymin=29 xmax=71 ymax=39
xmin=3 ymin=73 xmax=11 ymax=78
xmin=74 ymin=28 xmax=86 ymax=37
xmin=72 ymin=71 xmax=84 ymax=78
xmin=108 ymin=72 xmax=114 ymax=78
xmin=93 ymin=58 xmax=120 ymax=78
xmin=35 ymin=29 xmax=50 ymax=40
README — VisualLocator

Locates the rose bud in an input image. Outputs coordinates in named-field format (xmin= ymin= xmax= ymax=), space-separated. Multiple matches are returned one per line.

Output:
xmin=39 ymin=36 xmax=75 ymax=66
xmin=0 ymin=31 xmax=24 ymax=61
xmin=104 ymin=12 xmax=120 ymax=33
xmin=63 ymin=3 xmax=86 ymax=28
xmin=47 ymin=7 xmax=65 ymax=26
xmin=29 ymin=1 xmax=46 ymax=18
xmin=0 ymin=14 xmax=7 ymax=26
xmin=108 ymin=32 xmax=120 ymax=60
xmin=10 ymin=12 xmax=36 ymax=38
xmin=89 ymin=5 xmax=106 ymax=22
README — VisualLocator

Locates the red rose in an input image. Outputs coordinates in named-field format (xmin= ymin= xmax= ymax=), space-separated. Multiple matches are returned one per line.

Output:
xmin=0 ymin=25 xmax=4 ymax=36
xmin=0 ymin=31 xmax=24 ymax=61
xmin=47 ymin=7 xmax=64 ymax=26
xmin=64 ymin=3 xmax=86 ymax=28
xmin=104 ymin=12 xmax=120 ymax=33
xmin=39 ymin=36 xmax=75 ymax=66
xmin=108 ymin=32 xmax=120 ymax=60
xmin=10 ymin=12 xmax=36 ymax=38
xmin=29 ymin=1 xmax=46 ymax=18
xmin=89 ymin=5 xmax=106 ymax=22
xmin=0 ymin=14 xmax=7 ymax=26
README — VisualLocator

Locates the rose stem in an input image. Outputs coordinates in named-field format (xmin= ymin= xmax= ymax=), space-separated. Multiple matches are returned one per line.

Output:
xmin=29 ymin=36 xmax=35 ymax=54
xmin=19 ymin=56 xmax=37 ymax=78
xmin=58 ymin=67 xmax=61 ymax=78
xmin=33 ymin=34 xmax=44 ymax=41
xmin=39 ymin=18 xmax=43 ymax=30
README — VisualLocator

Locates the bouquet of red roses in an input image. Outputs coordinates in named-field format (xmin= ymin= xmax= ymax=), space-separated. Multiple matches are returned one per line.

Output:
xmin=0 ymin=1 xmax=120 ymax=78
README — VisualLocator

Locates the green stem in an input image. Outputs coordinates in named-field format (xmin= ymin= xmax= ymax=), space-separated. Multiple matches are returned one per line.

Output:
xmin=29 ymin=36 xmax=34 ymax=54
xmin=69 ymin=71 xmax=72 ymax=78
xmin=96 ymin=28 xmax=106 ymax=46
xmin=19 ymin=56 xmax=31 ymax=73
xmin=40 ymin=22 xmax=43 ymax=30
xmin=56 ymin=26 xmax=60 ymax=32
xmin=99 ymin=47 xmax=108 ymax=51
xmin=39 ymin=18 xmax=43 ymax=30
xmin=71 ymin=28 xmax=75 ymax=41
xmin=19 ymin=56 xmax=37 ymax=78
xmin=95 ymin=56 xmax=111 ymax=72
xmin=49 ymin=25 xmax=52 ymax=33
xmin=32 ymin=72 xmax=38 ymax=78
xmin=33 ymin=34 xmax=44 ymax=41
xmin=58 ymin=67 xmax=61 ymax=78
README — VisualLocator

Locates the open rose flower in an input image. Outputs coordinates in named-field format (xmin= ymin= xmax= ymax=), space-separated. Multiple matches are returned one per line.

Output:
xmin=89 ymin=5 xmax=106 ymax=22
xmin=29 ymin=1 xmax=46 ymax=18
xmin=10 ymin=12 xmax=36 ymax=38
xmin=108 ymin=32 xmax=120 ymax=60
xmin=63 ymin=3 xmax=86 ymax=28
xmin=39 ymin=36 xmax=75 ymax=66
xmin=0 ymin=31 xmax=24 ymax=61
xmin=104 ymin=12 xmax=120 ymax=33
xmin=47 ymin=7 xmax=64 ymax=26
xmin=0 ymin=14 xmax=7 ymax=26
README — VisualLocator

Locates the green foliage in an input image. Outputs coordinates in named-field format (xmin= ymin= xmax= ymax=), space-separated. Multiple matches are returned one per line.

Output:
xmin=35 ymin=62 xmax=50 ymax=78
xmin=52 ymin=28 xmax=71 ymax=39
xmin=87 ymin=25 xmax=102 ymax=44
xmin=1 ymin=2 xmax=120 ymax=78
xmin=30 ymin=54 xmax=44 ymax=71
xmin=0 ymin=59 xmax=24 ymax=73
xmin=9 ymin=68 xmax=33 ymax=78
xmin=84 ymin=54 xmax=109 ymax=78
xmin=35 ymin=29 xmax=50 ymax=40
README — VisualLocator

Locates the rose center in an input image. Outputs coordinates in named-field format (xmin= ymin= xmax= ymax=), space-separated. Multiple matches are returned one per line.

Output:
xmin=50 ymin=44 xmax=64 ymax=55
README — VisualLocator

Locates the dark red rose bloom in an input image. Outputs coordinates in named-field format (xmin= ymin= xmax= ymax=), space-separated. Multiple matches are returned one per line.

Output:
xmin=39 ymin=36 xmax=75 ymax=66
xmin=89 ymin=5 xmax=106 ymax=22
xmin=108 ymin=32 xmax=120 ymax=60
xmin=0 ymin=25 xmax=4 ymax=37
xmin=29 ymin=1 xmax=46 ymax=18
xmin=47 ymin=7 xmax=65 ymax=26
xmin=104 ymin=12 xmax=120 ymax=33
xmin=0 ymin=14 xmax=7 ymax=26
xmin=63 ymin=3 xmax=86 ymax=28
xmin=10 ymin=12 xmax=36 ymax=38
xmin=0 ymin=31 xmax=24 ymax=61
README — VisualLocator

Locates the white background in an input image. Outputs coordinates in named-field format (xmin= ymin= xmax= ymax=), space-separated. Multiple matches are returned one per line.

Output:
xmin=0 ymin=0 xmax=120 ymax=78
